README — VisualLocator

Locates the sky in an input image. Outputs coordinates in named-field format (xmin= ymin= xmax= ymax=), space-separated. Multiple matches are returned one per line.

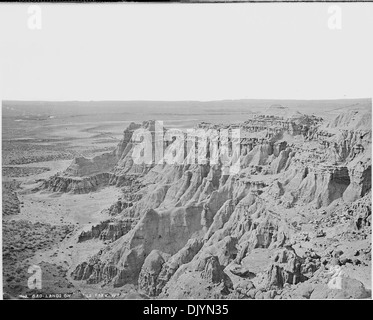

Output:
xmin=0 ymin=3 xmax=373 ymax=101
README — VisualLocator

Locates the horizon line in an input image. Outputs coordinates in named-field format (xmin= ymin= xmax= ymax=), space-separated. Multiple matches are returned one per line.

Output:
xmin=2 ymin=97 xmax=372 ymax=104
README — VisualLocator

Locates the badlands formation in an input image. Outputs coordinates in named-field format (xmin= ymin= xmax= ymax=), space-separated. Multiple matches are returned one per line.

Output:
xmin=2 ymin=103 xmax=372 ymax=299
xmin=44 ymin=107 xmax=371 ymax=299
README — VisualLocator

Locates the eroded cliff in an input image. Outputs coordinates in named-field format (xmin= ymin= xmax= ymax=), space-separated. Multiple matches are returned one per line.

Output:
xmin=42 ymin=106 xmax=371 ymax=299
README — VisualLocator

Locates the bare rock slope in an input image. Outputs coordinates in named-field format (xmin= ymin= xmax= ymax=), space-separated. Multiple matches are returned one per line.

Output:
xmin=43 ymin=108 xmax=371 ymax=299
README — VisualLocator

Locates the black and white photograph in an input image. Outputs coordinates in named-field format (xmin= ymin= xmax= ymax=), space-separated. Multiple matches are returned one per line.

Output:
xmin=0 ymin=2 xmax=372 ymax=302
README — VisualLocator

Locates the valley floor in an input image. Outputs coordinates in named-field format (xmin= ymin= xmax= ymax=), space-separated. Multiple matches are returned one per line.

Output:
xmin=2 ymin=120 xmax=132 ymax=299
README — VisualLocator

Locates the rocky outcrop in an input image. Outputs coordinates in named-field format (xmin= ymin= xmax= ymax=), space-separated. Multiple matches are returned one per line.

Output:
xmin=78 ymin=218 xmax=135 ymax=242
xmin=310 ymin=276 xmax=370 ymax=299
xmin=204 ymin=199 xmax=235 ymax=240
xmin=67 ymin=108 xmax=371 ymax=299
xmin=279 ymin=165 xmax=351 ymax=209
xmin=266 ymin=247 xmax=321 ymax=289
xmin=64 ymin=153 xmax=117 ymax=177
xmin=155 ymin=238 xmax=203 ymax=295
xmin=343 ymin=160 xmax=371 ymax=203
xmin=72 ymin=205 xmax=206 ymax=287
xmin=107 ymin=199 xmax=134 ymax=216
xmin=138 ymin=250 xmax=170 ymax=296
xmin=199 ymin=255 xmax=228 ymax=284
xmin=160 ymin=254 xmax=233 ymax=299
xmin=41 ymin=172 xmax=111 ymax=194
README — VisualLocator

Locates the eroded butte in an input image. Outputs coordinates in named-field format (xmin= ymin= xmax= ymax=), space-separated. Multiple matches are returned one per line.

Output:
xmin=2 ymin=103 xmax=372 ymax=300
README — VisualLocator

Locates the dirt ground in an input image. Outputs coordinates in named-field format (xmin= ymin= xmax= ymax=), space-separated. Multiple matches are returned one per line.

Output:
xmin=2 ymin=115 xmax=124 ymax=299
